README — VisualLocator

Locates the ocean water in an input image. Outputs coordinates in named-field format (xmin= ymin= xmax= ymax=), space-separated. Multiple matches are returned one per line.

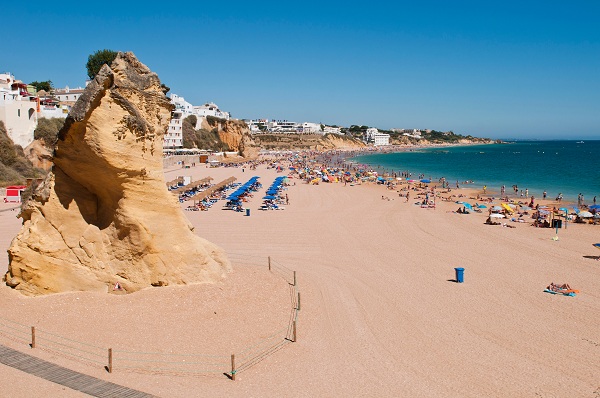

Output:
xmin=350 ymin=140 xmax=600 ymax=203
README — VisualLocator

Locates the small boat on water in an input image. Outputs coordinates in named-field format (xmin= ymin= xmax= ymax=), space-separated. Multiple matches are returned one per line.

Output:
xmin=576 ymin=141 xmax=584 ymax=144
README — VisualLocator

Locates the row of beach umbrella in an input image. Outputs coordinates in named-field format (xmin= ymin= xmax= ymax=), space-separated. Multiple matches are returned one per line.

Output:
xmin=227 ymin=176 xmax=261 ymax=202
xmin=263 ymin=176 xmax=286 ymax=200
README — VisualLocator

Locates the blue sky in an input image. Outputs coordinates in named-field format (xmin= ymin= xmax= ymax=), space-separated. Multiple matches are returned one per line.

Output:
xmin=8 ymin=1 xmax=600 ymax=139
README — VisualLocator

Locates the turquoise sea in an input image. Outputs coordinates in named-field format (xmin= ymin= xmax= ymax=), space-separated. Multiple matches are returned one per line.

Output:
xmin=350 ymin=140 xmax=600 ymax=203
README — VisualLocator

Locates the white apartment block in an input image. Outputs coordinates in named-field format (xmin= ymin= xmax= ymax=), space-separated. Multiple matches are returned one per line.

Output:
xmin=365 ymin=128 xmax=390 ymax=146
xmin=0 ymin=72 xmax=37 ymax=148
xmin=164 ymin=109 xmax=183 ymax=149
xmin=373 ymin=132 xmax=390 ymax=146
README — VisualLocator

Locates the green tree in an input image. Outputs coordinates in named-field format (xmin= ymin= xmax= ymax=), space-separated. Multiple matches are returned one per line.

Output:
xmin=86 ymin=49 xmax=118 ymax=79
xmin=30 ymin=80 xmax=53 ymax=92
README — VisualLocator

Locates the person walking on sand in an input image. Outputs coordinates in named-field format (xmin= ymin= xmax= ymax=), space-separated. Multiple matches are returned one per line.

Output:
xmin=543 ymin=190 xmax=547 ymax=200
xmin=483 ymin=185 xmax=487 ymax=194
xmin=406 ymin=192 xmax=410 ymax=202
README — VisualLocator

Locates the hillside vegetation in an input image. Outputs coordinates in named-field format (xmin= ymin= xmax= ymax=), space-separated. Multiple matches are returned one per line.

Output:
xmin=0 ymin=121 xmax=45 ymax=186
xmin=182 ymin=116 xmax=230 ymax=152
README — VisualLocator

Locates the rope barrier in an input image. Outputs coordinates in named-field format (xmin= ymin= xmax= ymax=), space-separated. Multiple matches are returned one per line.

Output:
xmin=35 ymin=335 xmax=105 ymax=358
xmin=36 ymin=329 xmax=105 ymax=350
xmin=115 ymin=356 xmax=228 ymax=366
xmin=0 ymin=255 xmax=300 ymax=379
xmin=115 ymin=364 xmax=226 ymax=374
xmin=112 ymin=349 xmax=228 ymax=358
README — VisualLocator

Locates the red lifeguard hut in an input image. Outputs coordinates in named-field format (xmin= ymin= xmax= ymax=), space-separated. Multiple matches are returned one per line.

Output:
xmin=4 ymin=186 xmax=27 ymax=203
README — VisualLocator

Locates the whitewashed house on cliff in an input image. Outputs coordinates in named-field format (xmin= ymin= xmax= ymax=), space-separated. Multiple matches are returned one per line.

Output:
xmin=193 ymin=102 xmax=230 ymax=120
xmin=0 ymin=72 xmax=37 ymax=148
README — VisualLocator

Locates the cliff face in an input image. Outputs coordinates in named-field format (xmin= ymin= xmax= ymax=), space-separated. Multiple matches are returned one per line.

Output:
xmin=252 ymin=133 xmax=365 ymax=151
xmin=319 ymin=134 xmax=366 ymax=149
xmin=201 ymin=117 xmax=259 ymax=159
xmin=5 ymin=52 xmax=231 ymax=296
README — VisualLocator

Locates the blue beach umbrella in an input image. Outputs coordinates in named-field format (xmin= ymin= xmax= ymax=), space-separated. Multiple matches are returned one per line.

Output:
xmin=476 ymin=204 xmax=487 ymax=208
xmin=589 ymin=204 xmax=600 ymax=210
xmin=593 ymin=243 xmax=600 ymax=259
xmin=420 ymin=179 xmax=431 ymax=183
xmin=463 ymin=203 xmax=473 ymax=210
xmin=263 ymin=195 xmax=277 ymax=200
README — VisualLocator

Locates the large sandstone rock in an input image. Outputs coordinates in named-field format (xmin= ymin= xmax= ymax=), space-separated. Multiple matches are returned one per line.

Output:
xmin=5 ymin=52 xmax=231 ymax=296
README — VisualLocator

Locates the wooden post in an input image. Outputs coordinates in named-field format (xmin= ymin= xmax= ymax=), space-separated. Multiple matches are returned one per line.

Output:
xmin=297 ymin=292 xmax=301 ymax=311
xmin=231 ymin=354 xmax=236 ymax=381
xmin=293 ymin=271 xmax=297 ymax=286
xmin=31 ymin=327 xmax=35 ymax=349
xmin=108 ymin=348 xmax=113 ymax=373
xmin=293 ymin=320 xmax=297 ymax=342
xmin=268 ymin=256 xmax=271 ymax=271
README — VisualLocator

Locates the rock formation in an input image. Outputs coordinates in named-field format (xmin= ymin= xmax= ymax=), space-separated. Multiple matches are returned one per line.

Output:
xmin=5 ymin=52 xmax=231 ymax=296
xmin=24 ymin=139 xmax=53 ymax=170
xmin=201 ymin=117 xmax=259 ymax=159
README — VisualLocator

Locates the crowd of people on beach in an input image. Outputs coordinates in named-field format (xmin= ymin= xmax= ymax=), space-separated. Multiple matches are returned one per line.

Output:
xmin=165 ymin=147 xmax=599 ymax=229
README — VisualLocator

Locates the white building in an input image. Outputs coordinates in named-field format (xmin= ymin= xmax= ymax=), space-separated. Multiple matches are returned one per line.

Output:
xmin=193 ymin=102 xmax=230 ymax=120
xmin=163 ymin=95 xmax=233 ymax=149
xmin=164 ymin=109 xmax=183 ymax=149
xmin=365 ymin=128 xmax=390 ymax=146
xmin=302 ymin=122 xmax=323 ymax=134
xmin=373 ymin=132 xmax=390 ymax=146
xmin=323 ymin=125 xmax=342 ymax=135
xmin=53 ymin=86 xmax=85 ymax=105
xmin=0 ymin=72 xmax=37 ymax=148
xmin=268 ymin=120 xmax=299 ymax=133
xmin=245 ymin=119 xmax=336 ymax=135
xmin=171 ymin=94 xmax=195 ymax=118
xmin=242 ymin=119 xmax=266 ymax=133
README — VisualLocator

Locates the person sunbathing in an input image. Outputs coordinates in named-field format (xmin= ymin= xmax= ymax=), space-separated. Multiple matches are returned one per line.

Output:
xmin=546 ymin=283 xmax=577 ymax=293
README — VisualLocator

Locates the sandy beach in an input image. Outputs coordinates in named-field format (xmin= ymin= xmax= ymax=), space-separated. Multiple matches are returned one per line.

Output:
xmin=0 ymin=155 xmax=599 ymax=397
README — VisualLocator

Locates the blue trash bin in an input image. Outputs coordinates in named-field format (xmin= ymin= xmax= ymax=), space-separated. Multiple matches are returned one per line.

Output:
xmin=246 ymin=208 xmax=250 ymax=216
xmin=454 ymin=267 xmax=464 ymax=283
